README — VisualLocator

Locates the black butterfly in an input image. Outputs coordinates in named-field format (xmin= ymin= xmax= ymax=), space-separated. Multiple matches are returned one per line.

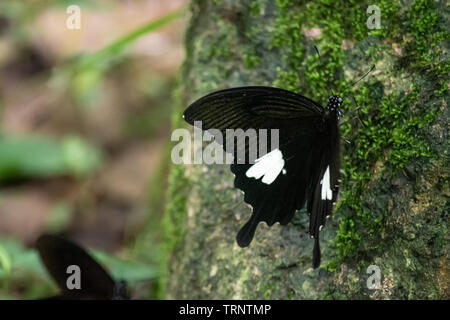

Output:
xmin=36 ymin=234 xmax=129 ymax=299
xmin=183 ymin=86 xmax=344 ymax=268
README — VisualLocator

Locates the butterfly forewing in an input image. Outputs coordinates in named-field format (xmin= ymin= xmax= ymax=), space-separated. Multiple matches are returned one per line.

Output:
xmin=36 ymin=234 xmax=119 ymax=299
xmin=184 ymin=86 xmax=323 ymax=127
xmin=184 ymin=86 xmax=324 ymax=163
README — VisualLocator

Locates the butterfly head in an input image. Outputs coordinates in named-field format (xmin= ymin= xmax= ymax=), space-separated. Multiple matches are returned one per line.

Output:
xmin=327 ymin=95 xmax=343 ymax=117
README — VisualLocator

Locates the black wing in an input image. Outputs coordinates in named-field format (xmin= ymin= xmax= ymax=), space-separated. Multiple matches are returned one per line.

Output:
xmin=184 ymin=86 xmax=323 ymax=126
xmin=184 ymin=86 xmax=324 ymax=163
xmin=36 ymin=234 xmax=127 ymax=300
xmin=183 ymin=86 xmax=339 ymax=268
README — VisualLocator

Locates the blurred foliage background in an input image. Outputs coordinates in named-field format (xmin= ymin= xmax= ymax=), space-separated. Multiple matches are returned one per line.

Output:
xmin=0 ymin=0 xmax=187 ymax=299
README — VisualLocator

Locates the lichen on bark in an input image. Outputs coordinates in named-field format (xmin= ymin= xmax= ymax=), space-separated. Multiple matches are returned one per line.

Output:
xmin=163 ymin=0 xmax=449 ymax=299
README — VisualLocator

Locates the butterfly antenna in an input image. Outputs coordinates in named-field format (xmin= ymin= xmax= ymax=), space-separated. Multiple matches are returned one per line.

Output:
xmin=340 ymin=64 xmax=375 ymax=108
xmin=340 ymin=95 xmax=366 ymax=129
xmin=314 ymin=45 xmax=337 ymax=96
xmin=349 ymin=64 xmax=375 ymax=89
xmin=351 ymin=96 xmax=366 ymax=127
xmin=314 ymin=45 xmax=321 ymax=59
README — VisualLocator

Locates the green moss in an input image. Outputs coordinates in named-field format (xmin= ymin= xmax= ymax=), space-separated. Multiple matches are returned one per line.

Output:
xmin=249 ymin=1 xmax=262 ymax=17
xmin=158 ymin=161 xmax=189 ymax=299
xmin=243 ymin=51 xmax=261 ymax=69
xmin=201 ymin=21 xmax=236 ymax=60
xmin=407 ymin=0 xmax=449 ymax=70
xmin=336 ymin=218 xmax=361 ymax=259
xmin=157 ymin=82 xmax=191 ymax=298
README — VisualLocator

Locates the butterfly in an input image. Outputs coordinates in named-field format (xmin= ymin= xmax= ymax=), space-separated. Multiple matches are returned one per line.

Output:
xmin=183 ymin=86 xmax=345 ymax=269
xmin=36 ymin=234 xmax=129 ymax=300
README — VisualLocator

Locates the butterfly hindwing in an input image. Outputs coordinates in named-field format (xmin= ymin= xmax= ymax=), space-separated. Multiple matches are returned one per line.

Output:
xmin=307 ymin=120 xmax=340 ymax=267
xmin=231 ymin=134 xmax=324 ymax=247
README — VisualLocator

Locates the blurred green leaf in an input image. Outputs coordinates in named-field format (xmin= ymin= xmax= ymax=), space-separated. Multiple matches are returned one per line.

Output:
xmin=51 ymin=6 xmax=184 ymax=108
xmin=61 ymin=135 xmax=102 ymax=176
xmin=92 ymin=250 xmax=158 ymax=283
xmin=53 ymin=0 xmax=104 ymax=10
xmin=0 ymin=237 xmax=47 ymax=279
xmin=0 ymin=244 xmax=12 ymax=293
xmin=0 ymin=135 xmax=102 ymax=182
xmin=0 ymin=245 xmax=12 ymax=276
xmin=45 ymin=202 xmax=73 ymax=234
xmin=0 ymin=237 xmax=50 ymax=299
xmin=79 ymin=7 xmax=184 ymax=69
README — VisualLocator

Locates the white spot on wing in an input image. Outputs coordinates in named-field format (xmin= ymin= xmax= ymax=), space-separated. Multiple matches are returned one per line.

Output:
xmin=245 ymin=149 xmax=285 ymax=185
xmin=320 ymin=166 xmax=332 ymax=200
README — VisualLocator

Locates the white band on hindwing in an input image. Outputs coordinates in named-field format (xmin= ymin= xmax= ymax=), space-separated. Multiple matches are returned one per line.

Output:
xmin=320 ymin=166 xmax=332 ymax=200
xmin=245 ymin=148 xmax=286 ymax=185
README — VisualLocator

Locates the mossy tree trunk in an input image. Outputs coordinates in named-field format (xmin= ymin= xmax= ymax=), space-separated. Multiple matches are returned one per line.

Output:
xmin=163 ymin=0 xmax=449 ymax=299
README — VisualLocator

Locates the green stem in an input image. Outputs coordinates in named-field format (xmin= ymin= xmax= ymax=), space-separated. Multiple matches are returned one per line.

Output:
xmin=79 ymin=7 xmax=185 ymax=68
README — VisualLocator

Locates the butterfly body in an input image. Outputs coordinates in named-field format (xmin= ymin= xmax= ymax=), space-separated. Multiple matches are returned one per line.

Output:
xmin=184 ymin=87 xmax=343 ymax=268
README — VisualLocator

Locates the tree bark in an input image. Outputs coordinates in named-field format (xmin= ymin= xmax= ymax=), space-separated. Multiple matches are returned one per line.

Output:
xmin=164 ymin=0 xmax=449 ymax=299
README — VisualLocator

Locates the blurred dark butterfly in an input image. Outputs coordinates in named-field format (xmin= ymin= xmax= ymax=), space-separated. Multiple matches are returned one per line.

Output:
xmin=36 ymin=234 xmax=129 ymax=300
xmin=184 ymin=86 xmax=345 ymax=268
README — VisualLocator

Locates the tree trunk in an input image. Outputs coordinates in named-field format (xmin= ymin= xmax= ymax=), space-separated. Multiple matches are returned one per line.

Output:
xmin=163 ymin=0 xmax=449 ymax=299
